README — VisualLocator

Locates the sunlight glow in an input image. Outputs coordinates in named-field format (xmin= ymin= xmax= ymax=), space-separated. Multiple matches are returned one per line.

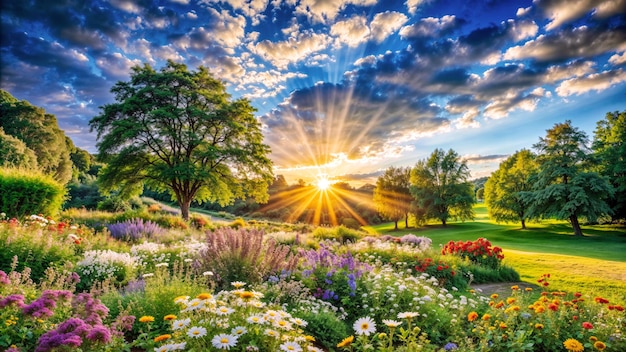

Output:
xmin=316 ymin=175 xmax=332 ymax=191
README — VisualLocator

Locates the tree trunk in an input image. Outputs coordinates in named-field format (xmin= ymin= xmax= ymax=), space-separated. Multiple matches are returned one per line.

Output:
xmin=441 ymin=218 xmax=447 ymax=227
xmin=570 ymin=214 xmax=584 ymax=236
xmin=405 ymin=215 xmax=409 ymax=228
xmin=521 ymin=218 xmax=526 ymax=229
xmin=394 ymin=220 xmax=398 ymax=230
xmin=180 ymin=199 xmax=191 ymax=221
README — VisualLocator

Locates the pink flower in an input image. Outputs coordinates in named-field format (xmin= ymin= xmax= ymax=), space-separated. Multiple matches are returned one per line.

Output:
xmin=582 ymin=322 xmax=593 ymax=329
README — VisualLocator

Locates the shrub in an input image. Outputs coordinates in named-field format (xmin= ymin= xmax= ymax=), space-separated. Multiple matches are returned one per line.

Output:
xmin=441 ymin=238 xmax=504 ymax=269
xmin=75 ymin=250 xmax=136 ymax=291
xmin=312 ymin=225 xmax=364 ymax=243
xmin=194 ymin=228 xmax=299 ymax=291
xmin=0 ymin=167 xmax=66 ymax=218
xmin=106 ymin=218 xmax=164 ymax=242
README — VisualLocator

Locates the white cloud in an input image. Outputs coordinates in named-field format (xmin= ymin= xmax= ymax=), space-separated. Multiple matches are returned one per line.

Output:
xmin=536 ymin=0 xmax=626 ymax=31
xmin=186 ymin=11 xmax=198 ymax=19
xmin=95 ymin=52 xmax=142 ymax=79
xmin=205 ymin=0 xmax=269 ymax=26
xmin=399 ymin=15 xmax=458 ymax=38
xmin=330 ymin=16 xmax=370 ymax=47
xmin=250 ymin=30 xmax=331 ymax=69
xmin=516 ymin=6 xmax=531 ymax=17
xmin=609 ymin=52 xmax=626 ymax=65
xmin=556 ymin=69 xmax=626 ymax=96
xmin=295 ymin=0 xmax=378 ymax=23
xmin=506 ymin=19 xmax=538 ymax=42
xmin=370 ymin=11 xmax=408 ymax=43
xmin=169 ymin=0 xmax=190 ymax=4
xmin=405 ymin=0 xmax=426 ymax=15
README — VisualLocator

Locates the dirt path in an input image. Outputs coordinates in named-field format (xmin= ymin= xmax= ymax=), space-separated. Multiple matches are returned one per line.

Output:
xmin=470 ymin=281 xmax=538 ymax=297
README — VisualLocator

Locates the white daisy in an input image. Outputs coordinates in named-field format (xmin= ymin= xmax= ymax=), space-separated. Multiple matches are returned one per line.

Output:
xmin=397 ymin=312 xmax=419 ymax=319
xmin=290 ymin=317 xmax=308 ymax=327
xmin=216 ymin=306 xmax=235 ymax=316
xmin=279 ymin=341 xmax=303 ymax=351
xmin=265 ymin=329 xmax=279 ymax=338
xmin=231 ymin=281 xmax=246 ymax=288
xmin=353 ymin=316 xmax=376 ymax=336
xmin=187 ymin=326 xmax=207 ymax=338
xmin=382 ymin=319 xmax=402 ymax=327
xmin=247 ymin=314 xmax=264 ymax=324
xmin=211 ymin=333 xmax=238 ymax=350
xmin=231 ymin=326 xmax=247 ymax=336
xmin=172 ymin=318 xmax=191 ymax=330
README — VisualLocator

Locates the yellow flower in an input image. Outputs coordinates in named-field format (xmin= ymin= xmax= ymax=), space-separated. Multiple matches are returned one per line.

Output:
xmin=154 ymin=334 xmax=172 ymax=342
xmin=139 ymin=316 xmax=155 ymax=323
xmin=563 ymin=338 xmax=584 ymax=352
xmin=337 ymin=336 xmax=354 ymax=348
xmin=525 ymin=287 xmax=533 ymax=292
xmin=481 ymin=314 xmax=492 ymax=321
xmin=506 ymin=297 xmax=516 ymax=304
xmin=534 ymin=323 xmax=544 ymax=330
xmin=511 ymin=285 xmax=519 ymax=290
xmin=491 ymin=294 xmax=499 ymax=299
xmin=593 ymin=341 xmax=606 ymax=351
xmin=163 ymin=314 xmax=177 ymax=321
xmin=304 ymin=335 xmax=315 ymax=342
xmin=499 ymin=322 xmax=507 ymax=329
xmin=238 ymin=291 xmax=255 ymax=300
xmin=589 ymin=336 xmax=598 ymax=342
xmin=197 ymin=293 xmax=213 ymax=300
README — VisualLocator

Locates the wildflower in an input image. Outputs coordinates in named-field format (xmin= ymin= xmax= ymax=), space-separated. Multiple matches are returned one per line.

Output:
xmin=197 ymin=293 xmax=213 ymax=300
xmin=589 ymin=336 xmax=598 ymax=342
xmin=535 ymin=323 xmax=544 ymax=329
xmin=154 ymin=334 xmax=172 ymax=342
xmin=211 ymin=333 xmax=238 ymax=349
xmin=511 ymin=285 xmax=519 ymax=290
xmin=172 ymin=318 xmax=191 ymax=330
xmin=203 ymin=271 xmax=214 ymax=276
xmin=525 ymin=287 xmax=533 ymax=292
xmin=397 ymin=312 xmax=419 ymax=319
xmin=238 ymin=291 xmax=255 ymax=300
xmin=187 ymin=326 xmax=207 ymax=338
xmin=337 ymin=336 xmax=354 ymax=348
xmin=139 ymin=316 xmax=155 ymax=323
xmin=174 ymin=296 xmax=189 ymax=304
xmin=353 ymin=316 xmax=376 ymax=336
xmin=216 ymin=306 xmax=235 ymax=316
xmin=499 ymin=322 xmax=507 ymax=329
xmin=274 ymin=319 xmax=293 ymax=330
xmin=582 ymin=322 xmax=593 ymax=329
xmin=265 ymin=329 xmax=279 ymax=338
xmin=163 ymin=314 xmax=177 ymax=321
xmin=382 ymin=319 xmax=402 ymax=327
xmin=155 ymin=262 xmax=168 ymax=267
xmin=593 ymin=341 xmax=606 ymax=351
xmin=231 ymin=281 xmax=246 ymax=288
xmin=491 ymin=294 xmax=499 ymax=299
xmin=444 ymin=342 xmax=459 ymax=350
xmin=467 ymin=312 xmax=478 ymax=322
xmin=86 ymin=325 xmax=112 ymax=343
xmin=481 ymin=314 xmax=491 ymax=321
xmin=563 ymin=338 xmax=584 ymax=352
xmin=280 ymin=341 xmax=303 ymax=351
xmin=247 ymin=314 xmax=263 ymax=324
xmin=506 ymin=297 xmax=516 ymax=304
xmin=231 ymin=326 xmax=247 ymax=336
xmin=291 ymin=318 xmax=308 ymax=327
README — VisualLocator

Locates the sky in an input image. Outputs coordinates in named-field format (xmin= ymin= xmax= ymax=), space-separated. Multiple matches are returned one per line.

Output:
xmin=2 ymin=0 xmax=626 ymax=187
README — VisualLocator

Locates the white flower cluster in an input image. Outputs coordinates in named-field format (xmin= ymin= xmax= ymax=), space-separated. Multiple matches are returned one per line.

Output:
xmin=76 ymin=249 xmax=136 ymax=279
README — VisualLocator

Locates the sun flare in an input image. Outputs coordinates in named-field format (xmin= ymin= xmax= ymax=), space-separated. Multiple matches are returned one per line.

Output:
xmin=316 ymin=176 xmax=332 ymax=191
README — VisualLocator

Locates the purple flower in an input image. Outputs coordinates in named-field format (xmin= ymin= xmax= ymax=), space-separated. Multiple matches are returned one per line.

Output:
xmin=0 ymin=294 xmax=25 ymax=308
xmin=0 ymin=270 xmax=10 ymax=285
xmin=444 ymin=342 xmax=458 ymax=350
xmin=107 ymin=218 xmax=164 ymax=241
xmin=86 ymin=325 xmax=112 ymax=343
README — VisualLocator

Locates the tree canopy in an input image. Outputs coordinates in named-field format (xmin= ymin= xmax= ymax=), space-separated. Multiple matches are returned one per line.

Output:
xmin=484 ymin=149 xmax=538 ymax=229
xmin=373 ymin=166 xmax=412 ymax=230
xmin=89 ymin=61 xmax=274 ymax=220
xmin=0 ymin=90 xmax=73 ymax=184
xmin=525 ymin=120 xmax=613 ymax=236
xmin=593 ymin=110 xmax=626 ymax=222
xmin=410 ymin=148 xmax=475 ymax=226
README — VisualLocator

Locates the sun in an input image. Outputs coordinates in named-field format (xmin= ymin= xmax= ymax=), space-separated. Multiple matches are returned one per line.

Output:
xmin=316 ymin=176 xmax=332 ymax=191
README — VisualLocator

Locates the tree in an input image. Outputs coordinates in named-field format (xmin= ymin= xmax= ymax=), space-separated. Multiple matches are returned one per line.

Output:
xmin=593 ymin=110 xmax=626 ymax=222
xmin=0 ymin=90 xmax=73 ymax=184
xmin=484 ymin=149 xmax=538 ymax=229
xmin=410 ymin=148 xmax=475 ymax=226
xmin=526 ymin=121 xmax=613 ymax=236
xmin=373 ymin=166 xmax=412 ymax=230
xmin=0 ymin=128 xmax=39 ymax=169
xmin=89 ymin=61 xmax=274 ymax=220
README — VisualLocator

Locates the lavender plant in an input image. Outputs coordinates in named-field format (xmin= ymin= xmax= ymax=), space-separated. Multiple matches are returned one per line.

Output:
xmin=194 ymin=228 xmax=299 ymax=291
xmin=107 ymin=218 xmax=164 ymax=242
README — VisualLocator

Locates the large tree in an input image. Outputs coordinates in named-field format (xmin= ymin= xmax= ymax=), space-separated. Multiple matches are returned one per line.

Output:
xmin=89 ymin=61 xmax=274 ymax=220
xmin=0 ymin=90 xmax=73 ymax=184
xmin=526 ymin=120 xmax=613 ymax=236
xmin=373 ymin=166 xmax=412 ymax=230
xmin=484 ymin=149 xmax=538 ymax=229
xmin=593 ymin=110 xmax=626 ymax=222
xmin=410 ymin=148 xmax=475 ymax=226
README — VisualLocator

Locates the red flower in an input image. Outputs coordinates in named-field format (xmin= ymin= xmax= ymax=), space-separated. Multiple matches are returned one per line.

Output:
xmin=574 ymin=292 xmax=582 ymax=298
xmin=548 ymin=303 xmax=558 ymax=311
xmin=582 ymin=322 xmax=593 ymax=329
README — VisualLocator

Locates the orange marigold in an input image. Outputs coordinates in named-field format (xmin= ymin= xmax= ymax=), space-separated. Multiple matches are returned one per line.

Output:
xmin=139 ymin=316 xmax=155 ymax=323
xmin=154 ymin=334 xmax=171 ymax=342
xmin=467 ymin=312 xmax=478 ymax=322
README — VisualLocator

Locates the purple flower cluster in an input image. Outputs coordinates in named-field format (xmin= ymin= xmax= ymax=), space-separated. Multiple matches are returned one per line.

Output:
xmin=22 ymin=290 xmax=72 ymax=319
xmin=35 ymin=317 xmax=112 ymax=352
xmin=72 ymin=293 xmax=109 ymax=325
xmin=0 ymin=270 xmax=11 ymax=285
xmin=107 ymin=218 xmax=164 ymax=241
xmin=444 ymin=342 xmax=459 ymax=350
xmin=110 ymin=313 xmax=136 ymax=338
xmin=0 ymin=294 xmax=26 ymax=308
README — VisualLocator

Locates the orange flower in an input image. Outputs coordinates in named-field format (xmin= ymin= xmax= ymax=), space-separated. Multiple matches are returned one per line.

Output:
xmin=467 ymin=311 xmax=478 ymax=322
xmin=506 ymin=297 xmax=516 ymax=304
xmin=481 ymin=314 xmax=491 ymax=321
xmin=337 ymin=336 xmax=354 ymax=348
xmin=525 ymin=287 xmax=533 ymax=292
xmin=139 ymin=316 xmax=154 ymax=323
xmin=490 ymin=294 xmax=499 ymax=299
xmin=534 ymin=323 xmax=544 ymax=329
xmin=154 ymin=334 xmax=171 ymax=342
xmin=499 ymin=322 xmax=507 ymax=329
xmin=163 ymin=314 xmax=177 ymax=321
xmin=535 ymin=306 xmax=546 ymax=313
xmin=511 ymin=285 xmax=519 ymax=291
xmin=593 ymin=341 xmax=606 ymax=351
xmin=197 ymin=293 xmax=213 ymax=300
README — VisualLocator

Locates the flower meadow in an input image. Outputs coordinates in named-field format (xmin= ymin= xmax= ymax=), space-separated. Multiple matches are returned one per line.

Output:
xmin=1 ymin=213 xmax=625 ymax=351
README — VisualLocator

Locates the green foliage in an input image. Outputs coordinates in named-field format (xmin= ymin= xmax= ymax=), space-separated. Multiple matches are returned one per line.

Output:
xmin=0 ymin=90 xmax=73 ymax=184
xmin=410 ymin=148 xmax=475 ymax=226
xmin=341 ymin=217 xmax=361 ymax=229
xmin=373 ymin=166 xmax=412 ymax=229
xmin=298 ymin=310 xmax=348 ymax=350
xmin=89 ymin=61 xmax=274 ymax=220
xmin=0 ymin=128 xmax=39 ymax=169
xmin=593 ymin=110 xmax=626 ymax=222
xmin=311 ymin=225 xmax=363 ymax=243
xmin=0 ymin=167 xmax=66 ymax=218
xmin=526 ymin=121 xmax=614 ymax=236
xmin=485 ymin=149 xmax=538 ymax=228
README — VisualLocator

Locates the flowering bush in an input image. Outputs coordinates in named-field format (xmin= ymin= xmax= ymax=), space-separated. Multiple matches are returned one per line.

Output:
xmin=75 ymin=250 xmax=136 ymax=290
xmin=441 ymin=237 xmax=504 ymax=269
xmin=107 ymin=218 xmax=164 ymax=242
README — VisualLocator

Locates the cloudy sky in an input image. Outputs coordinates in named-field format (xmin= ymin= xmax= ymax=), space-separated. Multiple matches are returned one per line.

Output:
xmin=2 ymin=0 xmax=625 ymax=186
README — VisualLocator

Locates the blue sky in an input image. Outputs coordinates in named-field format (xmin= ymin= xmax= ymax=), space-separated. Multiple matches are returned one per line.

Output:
xmin=2 ymin=0 xmax=625 ymax=186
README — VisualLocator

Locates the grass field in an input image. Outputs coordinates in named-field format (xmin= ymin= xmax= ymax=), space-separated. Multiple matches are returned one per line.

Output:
xmin=363 ymin=203 xmax=626 ymax=301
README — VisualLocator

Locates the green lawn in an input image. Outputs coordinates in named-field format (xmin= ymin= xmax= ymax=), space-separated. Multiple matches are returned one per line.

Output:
xmin=363 ymin=204 xmax=626 ymax=301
